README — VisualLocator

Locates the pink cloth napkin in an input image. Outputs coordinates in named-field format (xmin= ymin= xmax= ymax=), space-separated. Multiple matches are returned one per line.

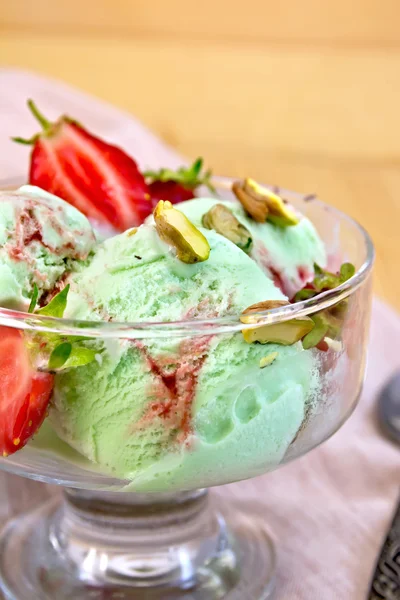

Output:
xmin=0 ymin=69 xmax=399 ymax=600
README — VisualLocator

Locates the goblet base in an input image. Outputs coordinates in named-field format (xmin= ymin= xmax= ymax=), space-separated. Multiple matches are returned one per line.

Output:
xmin=0 ymin=489 xmax=276 ymax=600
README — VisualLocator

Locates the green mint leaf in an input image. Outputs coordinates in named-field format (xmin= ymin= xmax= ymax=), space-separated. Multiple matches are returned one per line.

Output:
xmin=62 ymin=346 xmax=98 ymax=369
xmin=302 ymin=314 xmax=329 ymax=349
xmin=28 ymin=284 xmax=39 ymax=314
xmin=49 ymin=342 xmax=72 ymax=370
xmin=37 ymin=285 xmax=70 ymax=318
xmin=48 ymin=342 xmax=98 ymax=371
xmin=339 ymin=262 xmax=355 ymax=283
xmin=26 ymin=283 xmax=99 ymax=372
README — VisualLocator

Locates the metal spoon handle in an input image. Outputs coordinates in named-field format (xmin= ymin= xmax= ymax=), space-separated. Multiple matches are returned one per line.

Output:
xmin=368 ymin=494 xmax=400 ymax=599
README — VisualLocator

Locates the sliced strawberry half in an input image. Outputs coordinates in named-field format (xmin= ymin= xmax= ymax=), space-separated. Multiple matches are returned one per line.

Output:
xmin=14 ymin=100 xmax=152 ymax=231
xmin=0 ymin=326 xmax=54 ymax=456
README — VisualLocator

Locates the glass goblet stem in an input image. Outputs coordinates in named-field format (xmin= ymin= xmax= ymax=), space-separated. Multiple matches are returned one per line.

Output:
xmin=51 ymin=488 xmax=226 ymax=589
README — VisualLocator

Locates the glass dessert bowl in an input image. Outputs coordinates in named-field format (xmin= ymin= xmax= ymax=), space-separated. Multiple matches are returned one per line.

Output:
xmin=0 ymin=177 xmax=374 ymax=600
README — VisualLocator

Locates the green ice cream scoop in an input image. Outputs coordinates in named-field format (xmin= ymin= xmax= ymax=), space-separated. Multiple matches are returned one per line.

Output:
xmin=175 ymin=197 xmax=327 ymax=298
xmin=0 ymin=185 xmax=95 ymax=310
xmin=48 ymin=222 xmax=318 ymax=491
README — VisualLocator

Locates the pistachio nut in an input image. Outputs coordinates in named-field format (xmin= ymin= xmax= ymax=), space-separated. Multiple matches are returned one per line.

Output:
xmin=242 ymin=317 xmax=314 ymax=345
xmin=302 ymin=314 xmax=328 ymax=350
xmin=259 ymin=352 xmax=278 ymax=368
xmin=240 ymin=300 xmax=314 ymax=345
xmin=232 ymin=178 xmax=299 ymax=227
xmin=201 ymin=203 xmax=253 ymax=254
xmin=154 ymin=200 xmax=210 ymax=264
xmin=301 ymin=309 xmax=343 ymax=350
xmin=240 ymin=300 xmax=289 ymax=324
xmin=232 ymin=178 xmax=269 ymax=223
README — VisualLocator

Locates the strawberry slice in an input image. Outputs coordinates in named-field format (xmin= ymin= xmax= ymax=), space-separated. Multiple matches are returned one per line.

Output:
xmin=144 ymin=158 xmax=215 ymax=206
xmin=0 ymin=326 xmax=54 ymax=456
xmin=14 ymin=100 xmax=152 ymax=231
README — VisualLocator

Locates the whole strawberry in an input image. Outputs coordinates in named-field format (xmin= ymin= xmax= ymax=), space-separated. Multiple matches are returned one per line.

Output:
xmin=144 ymin=158 xmax=215 ymax=206
xmin=14 ymin=100 xmax=152 ymax=231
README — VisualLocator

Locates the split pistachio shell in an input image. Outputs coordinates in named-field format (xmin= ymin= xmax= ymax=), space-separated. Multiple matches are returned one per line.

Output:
xmin=202 ymin=203 xmax=253 ymax=253
xmin=232 ymin=178 xmax=299 ymax=227
xmin=154 ymin=200 xmax=210 ymax=264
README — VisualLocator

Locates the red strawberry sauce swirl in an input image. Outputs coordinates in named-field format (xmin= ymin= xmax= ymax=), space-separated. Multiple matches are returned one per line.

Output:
xmin=5 ymin=198 xmax=94 ymax=266
xmin=134 ymin=335 xmax=212 ymax=446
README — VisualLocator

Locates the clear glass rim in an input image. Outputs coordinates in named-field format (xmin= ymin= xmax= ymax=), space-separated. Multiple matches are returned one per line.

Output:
xmin=0 ymin=175 xmax=375 ymax=339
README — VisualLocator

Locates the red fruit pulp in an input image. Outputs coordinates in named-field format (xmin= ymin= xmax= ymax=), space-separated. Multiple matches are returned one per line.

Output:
xmin=0 ymin=326 xmax=54 ymax=456
xmin=30 ymin=122 xmax=152 ymax=230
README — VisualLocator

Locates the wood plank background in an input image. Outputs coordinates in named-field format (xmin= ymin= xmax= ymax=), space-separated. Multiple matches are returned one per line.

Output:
xmin=1 ymin=0 xmax=399 ymax=308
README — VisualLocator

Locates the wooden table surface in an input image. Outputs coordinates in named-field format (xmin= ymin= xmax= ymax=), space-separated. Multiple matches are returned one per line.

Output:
xmin=1 ymin=0 xmax=400 ymax=309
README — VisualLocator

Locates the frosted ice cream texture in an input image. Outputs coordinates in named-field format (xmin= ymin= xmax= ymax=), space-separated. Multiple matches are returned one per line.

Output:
xmin=0 ymin=184 xmax=327 ymax=491
xmin=0 ymin=185 xmax=95 ymax=310
xmin=176 ymin=197 xmax=326 ymax=298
